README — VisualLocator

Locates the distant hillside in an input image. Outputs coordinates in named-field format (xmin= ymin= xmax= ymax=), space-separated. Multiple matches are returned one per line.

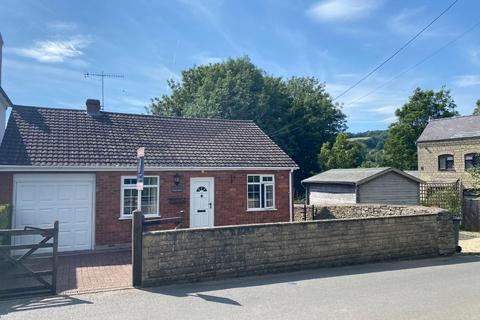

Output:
xmin=347 ymin=130 xmax=387 ymax=151
xmin=347 ymin=130 xmax=388 ymax=167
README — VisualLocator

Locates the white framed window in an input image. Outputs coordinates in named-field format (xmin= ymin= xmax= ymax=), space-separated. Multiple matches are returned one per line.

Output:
xmin=247 ymin=175 xmax=275 ymax=211
xmin=120 ymin=176 xmax=160 ymax=218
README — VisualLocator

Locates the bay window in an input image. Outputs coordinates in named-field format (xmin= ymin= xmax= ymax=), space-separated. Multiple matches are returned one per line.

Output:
xmin=247 ymin=175 xmax=275 ymax=210
xmin=121 ymin=176 xmax=159 ymax=218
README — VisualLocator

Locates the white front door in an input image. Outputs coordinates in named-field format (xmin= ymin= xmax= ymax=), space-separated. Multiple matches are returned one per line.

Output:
xmin=13 ymin=173 xmax=95 ymax=252
xmin=190 ymin=178 xmax=214 ymax=228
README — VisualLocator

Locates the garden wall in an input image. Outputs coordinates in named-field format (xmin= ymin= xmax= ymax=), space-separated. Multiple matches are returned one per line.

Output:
xmin=141 ymin=208 xmax=456 ymax=286
xmin=293 ymin=203 xmax=443 ymax=221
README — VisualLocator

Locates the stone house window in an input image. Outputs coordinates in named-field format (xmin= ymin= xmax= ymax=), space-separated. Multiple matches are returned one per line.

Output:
xmin=465 ymin=153 xmax=479 ymax=171
xmin=438 ymin=154 xmax=454 ymax=171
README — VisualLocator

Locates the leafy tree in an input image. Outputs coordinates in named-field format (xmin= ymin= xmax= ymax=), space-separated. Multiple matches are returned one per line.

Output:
xmin=384 ymin=87 xmax=459 ymax=170
xmin=147 ymin=56 xmax=346 ymax=190
xmin=362 ymin=150 xmax=386 ymax=168
xmin=473 ymin=99 xmax=480 ymax=115
xmin=281 ymin=77 xmax=346 ymax=180
xmin=318 ymin=133 xmax=366 ymax=171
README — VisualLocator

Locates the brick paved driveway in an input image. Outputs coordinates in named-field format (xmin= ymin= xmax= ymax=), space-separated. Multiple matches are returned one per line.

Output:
xmin=57 ymin=250 xmax=132 ymax=294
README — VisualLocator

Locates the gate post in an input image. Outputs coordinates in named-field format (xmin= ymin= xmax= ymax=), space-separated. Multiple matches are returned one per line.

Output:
xmin=132 ymin=210 xmax=144 ymax=287
xmin=52 ymin=220 xmax=59 ymax=294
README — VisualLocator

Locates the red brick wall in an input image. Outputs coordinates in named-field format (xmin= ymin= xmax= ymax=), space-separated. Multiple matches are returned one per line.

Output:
xmin=95 ymin=170 xmax=293 ymax=246
xmin=0 ymin=173 xmax=13 ymax=204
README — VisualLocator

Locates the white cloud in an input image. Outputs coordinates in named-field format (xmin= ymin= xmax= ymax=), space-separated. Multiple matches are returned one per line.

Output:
xmin=468 ymin=49 xmax=480 ymax=65
xmin=371 ymin=105 xmax=398 ymax=115
xmin=388 ymin=7 xmax=425 ymax=35
xmin=48 ymin=21 xmax=78 ymax=32
xmin=381 ymin=115 xmax=397 ymax=123
xmin=388 ymin=7 xmax=453 ymax=38
xmin=453 ymin=75 xmax=480 ymax=87
xmin=307 ymin=0 xmax=382 ymax=23
xmin=11 ymin=36 xmax=91 ymax=63
xmin=192 ymin=51 xmax=223 ymax=65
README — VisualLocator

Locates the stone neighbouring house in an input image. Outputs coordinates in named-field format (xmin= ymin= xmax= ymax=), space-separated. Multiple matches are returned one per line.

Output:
xmin=0 ymin=100 xmax=298 ymax=252
xmin=417 ymin=115 xmax=480 ymax=189
xmin=302 ymin=167 xmax=422 ymax=206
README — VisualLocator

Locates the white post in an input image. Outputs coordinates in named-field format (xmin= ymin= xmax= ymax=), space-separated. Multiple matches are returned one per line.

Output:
xmin=137 ymin=189 xmax=142 ymax=211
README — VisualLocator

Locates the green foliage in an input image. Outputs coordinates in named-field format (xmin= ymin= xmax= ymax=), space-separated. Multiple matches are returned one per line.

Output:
xmin=348 ymin=130 xmax=387 ymax=150
xmin=347 ymin=130 xmax=388 ymax=167
xmin=473 ymin=99 xmax=480 ymax=115
xmin=468 ymin=155 xmax=480 ymax=196
xmin=384 ymin=87 xmax=459 ymax=170
xmin=147 ymin=56 xmax=346 ymax=189
xmin=470 ymin=166 xmax=480 ymax=192
xmin=422 ymin=187 xmax=461 ymax=214
xmin=362 ymin=149 xmax=386 ymax=168
xmin=0 ymin=204 xmax=12 ymax=245
xmin=318 ymin=133 xmax=366 ymax=171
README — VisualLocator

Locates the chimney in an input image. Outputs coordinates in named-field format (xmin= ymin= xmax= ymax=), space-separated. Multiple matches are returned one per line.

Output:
xmin=0 ymin=32 xmax=3 ymax=86
xmin=86 ymin=99 xmax=101 ymax=114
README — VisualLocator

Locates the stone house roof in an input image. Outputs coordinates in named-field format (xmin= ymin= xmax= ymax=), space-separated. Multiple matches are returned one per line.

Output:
xmin=417 ymin=115 xmax=480 ymax=143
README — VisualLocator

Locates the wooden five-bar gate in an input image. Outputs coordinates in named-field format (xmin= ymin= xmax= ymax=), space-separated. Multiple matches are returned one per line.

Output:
xmin=0 ymin=221 xmax=59 ymax=299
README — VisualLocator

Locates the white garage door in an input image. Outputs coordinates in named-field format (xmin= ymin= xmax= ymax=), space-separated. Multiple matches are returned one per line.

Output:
xmin=14 ymin=174 xmax=95 ymax=252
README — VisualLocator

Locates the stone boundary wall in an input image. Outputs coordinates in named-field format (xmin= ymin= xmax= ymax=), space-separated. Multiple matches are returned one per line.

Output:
xmin=293 ymin=203 xmax=444 ymax=221
xmin=141 ymin=209 xmax=456 ymax=286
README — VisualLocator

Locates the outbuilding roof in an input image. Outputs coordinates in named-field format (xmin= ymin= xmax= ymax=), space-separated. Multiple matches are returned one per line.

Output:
xmin=302 ymin=167 xmax=422 ymax=185
xmin=0 ymin=105 xmax=297 ymax=169
xmin=417 ymin=115 xmax=480 ymax=142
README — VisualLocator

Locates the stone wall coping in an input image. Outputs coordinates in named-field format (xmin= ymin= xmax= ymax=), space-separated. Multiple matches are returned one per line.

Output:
xmin=293 ymin=203 xmax=447 ymax=214
xmin=144 ymin=211 xmax=448 ymax=236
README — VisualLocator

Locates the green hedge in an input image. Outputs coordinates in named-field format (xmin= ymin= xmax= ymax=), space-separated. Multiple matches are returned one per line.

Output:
xmin=0 ymin=204 xmax=12 ymax=245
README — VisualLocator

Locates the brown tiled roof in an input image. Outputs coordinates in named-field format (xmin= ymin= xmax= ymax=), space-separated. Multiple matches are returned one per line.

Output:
xmin=0 ymin=105 xmax=297 ymax=168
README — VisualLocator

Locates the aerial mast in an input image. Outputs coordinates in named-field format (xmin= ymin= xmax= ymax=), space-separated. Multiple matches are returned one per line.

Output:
xmin=84 ymin=71 xmax=124 ymax=110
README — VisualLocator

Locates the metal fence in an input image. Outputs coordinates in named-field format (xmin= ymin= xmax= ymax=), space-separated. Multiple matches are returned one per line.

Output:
xmin=420 ymin=182 xmax=461 ymax=214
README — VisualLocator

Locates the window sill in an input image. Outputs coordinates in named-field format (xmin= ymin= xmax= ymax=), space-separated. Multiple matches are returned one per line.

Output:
xmin=119 ymin=214 xmax=160 ymax=220
xmin=438 ymin=170 xmax=456 ymax=172
xmin=246 ymin=208 xmax=277 ymax=213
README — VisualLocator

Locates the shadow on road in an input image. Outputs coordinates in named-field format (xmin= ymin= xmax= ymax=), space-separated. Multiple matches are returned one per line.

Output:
xmin=189 ymin=293 xmax=242 ymax=306
xmin=0 ymin=294 xmax=93 ymax=316
xmin=142 ymin=255 xmax=480 ymax=304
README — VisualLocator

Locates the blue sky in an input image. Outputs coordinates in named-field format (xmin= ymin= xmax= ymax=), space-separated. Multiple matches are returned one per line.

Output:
xmin=1 ymin=0 xmax=479 ymax=132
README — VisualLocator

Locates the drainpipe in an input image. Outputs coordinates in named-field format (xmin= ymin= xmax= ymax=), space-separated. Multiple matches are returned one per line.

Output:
xmin=289 ymin=169 xmax=293 ymax=222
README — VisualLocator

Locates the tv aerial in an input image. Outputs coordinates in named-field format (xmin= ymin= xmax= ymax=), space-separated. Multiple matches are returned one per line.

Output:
xmin=84 ymin=71 xmax=124 ymax=110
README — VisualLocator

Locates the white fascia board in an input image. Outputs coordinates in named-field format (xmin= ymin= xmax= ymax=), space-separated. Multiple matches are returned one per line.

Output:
xmin=0 ymin=165 xmax=300 ymax=172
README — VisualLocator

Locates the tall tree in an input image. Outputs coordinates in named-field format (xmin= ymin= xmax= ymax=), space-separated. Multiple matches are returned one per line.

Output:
xmin=473 ymin=99 xmax=480 ymax=115
xmin=281 ymin=77 xmax=346 ymax=180
xmin=384 ymin=87 xmax=459 ymax=170
xmin=147 ymin=57 xmax=346 ymax=189
xmin=318 ymin=133 xmax=366 ymax=171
